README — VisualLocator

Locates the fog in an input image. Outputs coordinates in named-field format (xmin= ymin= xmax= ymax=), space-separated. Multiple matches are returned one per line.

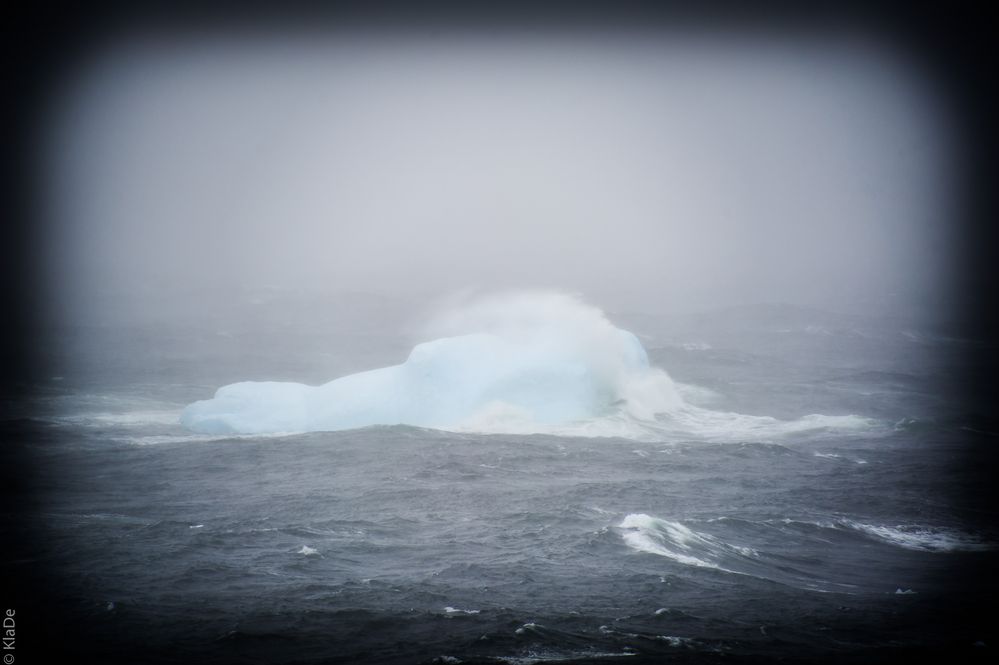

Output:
xmin=42 ymin=28 xmax=956 ymax=326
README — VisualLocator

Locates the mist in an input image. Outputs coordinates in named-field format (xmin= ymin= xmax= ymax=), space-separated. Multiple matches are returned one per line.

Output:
xmin=41 ymin=28 xmax=956 ymax=326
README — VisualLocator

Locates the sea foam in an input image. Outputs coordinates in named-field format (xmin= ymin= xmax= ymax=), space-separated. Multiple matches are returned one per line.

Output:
xmin=180 ymin=291 xmax=873 ymax=441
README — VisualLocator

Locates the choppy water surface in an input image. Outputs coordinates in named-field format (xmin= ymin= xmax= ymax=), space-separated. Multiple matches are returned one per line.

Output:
xmin=7 ymin=297 xmax=997 ymax=663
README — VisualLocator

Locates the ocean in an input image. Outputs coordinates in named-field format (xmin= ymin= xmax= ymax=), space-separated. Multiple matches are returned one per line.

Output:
xmin=4 ymin=292 xmax=996 ymax=664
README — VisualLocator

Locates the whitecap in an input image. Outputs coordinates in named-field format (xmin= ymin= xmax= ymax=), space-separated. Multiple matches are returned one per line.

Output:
xmin=618 ymin=513 xmax=756 ymax=572
xmin=514 ymin=622 xmax=542 ymax=635
xmin=843 ymin=522 xmax=994 ymax=552
xmin=443 ymin=607 xmax=480 ymax=615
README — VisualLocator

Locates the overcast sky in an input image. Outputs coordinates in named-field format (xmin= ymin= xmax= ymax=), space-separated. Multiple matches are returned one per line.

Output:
xmin=42 ymin=28 xmax=957 ymax=320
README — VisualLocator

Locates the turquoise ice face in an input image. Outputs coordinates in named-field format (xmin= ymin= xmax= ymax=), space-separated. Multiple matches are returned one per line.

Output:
xmin=180 ymin=325 xmax=666 ymax=435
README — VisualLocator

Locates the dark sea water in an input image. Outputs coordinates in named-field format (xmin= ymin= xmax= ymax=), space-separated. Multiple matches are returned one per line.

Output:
xmin=4 ymin=296 xmax=997 ymax=664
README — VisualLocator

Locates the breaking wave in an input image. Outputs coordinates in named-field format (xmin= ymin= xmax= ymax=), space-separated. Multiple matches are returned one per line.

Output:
xmin=841 ymin=521 xmax=995 ymax=552
xmin=618 ymin=513 xmax=757 ymax=572
xmin=617 ymin=513 xmax=994 ymax=594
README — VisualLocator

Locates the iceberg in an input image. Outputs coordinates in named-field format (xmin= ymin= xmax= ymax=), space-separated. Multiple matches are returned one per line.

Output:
xmin=181 ymin=291 xmax=683 ymax=435
xmin=180 ymin=291 xmax=873 ymax=440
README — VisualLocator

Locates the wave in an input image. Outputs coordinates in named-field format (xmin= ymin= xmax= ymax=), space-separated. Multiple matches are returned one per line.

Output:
xmin=442 ymin=606 xmax=480 ymax=615
xmin=495 ymin=649 xmax=636 ymax=664
xmin=120 ymin=432 xmax=300 ymax=446
xmin=618 ymin=514 xmax=758 ymax=573
xmin=841 ymin=521 xmax=995 ymax=552
xmin=51 ymin=410 xmax=184 ymax=427
xmin=180 ymin=291 xmax=875 ymax=442
xmin=617 ymin=513 xmax=994 ymax=592
xmin=759 ymin=517 xmax=995 ymax=553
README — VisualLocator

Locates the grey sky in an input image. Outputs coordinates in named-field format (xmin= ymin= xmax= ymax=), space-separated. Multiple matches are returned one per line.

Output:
xmin=42 ymin=29 xmax=957 ymax=320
